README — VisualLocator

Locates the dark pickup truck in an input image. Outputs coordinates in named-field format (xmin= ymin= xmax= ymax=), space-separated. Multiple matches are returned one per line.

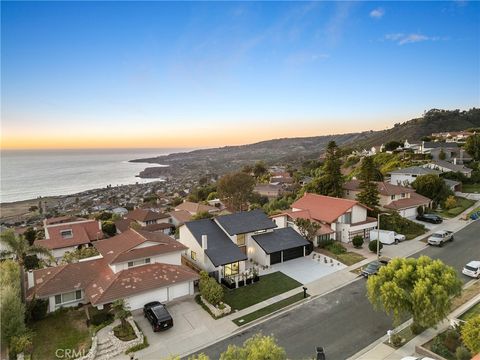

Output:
xmin=143 ymin=301 xmax=173 ymax=332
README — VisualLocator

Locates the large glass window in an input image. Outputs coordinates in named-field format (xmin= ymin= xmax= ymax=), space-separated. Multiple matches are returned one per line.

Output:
xmin=224 ymin=262 xmax=239 ymax=277
xmin=236 ymin=234 xmax=246 ymax=246
xmin=55 ymin=290 xmax=82 ymax=305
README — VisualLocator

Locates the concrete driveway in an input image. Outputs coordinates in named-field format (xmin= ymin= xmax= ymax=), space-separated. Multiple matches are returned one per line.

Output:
xmin=262 ymin=254 xmax=346 ymax=284
xmin=126 ymin=297 xmax=236 ymax=360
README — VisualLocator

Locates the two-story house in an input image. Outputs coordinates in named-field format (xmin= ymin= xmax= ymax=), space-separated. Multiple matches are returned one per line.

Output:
xmin=27 ymin=229 xmax=198 ymax=312
xmin=115 ymin=208 xmax=174 ymax=235
xmin=271 ymin=193 xmax=377 ymax=244
xmin=34 ymin=218 xmax=104 ymax=260
xmin=178 ymin=209 xmax=310 ymax=283
xmin=344 ymin=180 xmax=431 ymax=218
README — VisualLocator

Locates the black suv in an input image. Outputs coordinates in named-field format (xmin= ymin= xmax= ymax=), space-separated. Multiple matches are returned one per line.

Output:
xmin=143 ymin=301 xmax=173 ymax=332
xmin=416 ymin=213 xmax=443 ymax=224
xmin=361 ymin=257 xmax=390 ymax=277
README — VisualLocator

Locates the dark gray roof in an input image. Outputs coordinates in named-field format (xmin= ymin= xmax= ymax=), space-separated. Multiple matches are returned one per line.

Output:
xmin=423 ymin=142 xmax=458 ymax=149
xmin=389 ymin=166 xmax=441 ymax=176
xmin=215 ymin=209 xmax=277 ymax=236
xmin=443 ymin=179 xmax=461 ymax=188
xmin=428 ymin=160 xmax=472 ymax=173
xmin=184 ymin=219 xmax=247 ymax=267
xmin=252 ymin=227 xmax=310 ymax=254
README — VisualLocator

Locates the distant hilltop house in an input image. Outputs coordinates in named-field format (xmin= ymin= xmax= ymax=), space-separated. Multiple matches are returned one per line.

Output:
xmin=344 ymin=180 xmax=431 ymax=218
xmin=423 ymin=160 xmax=473 ymax=178
xmin=34 ymin=217 xmax=104 ymax=260
xmin=115 ymin=208 xmax=174 ymax=235
xmin=178 ymin=209 xmax=310 ymax=285
xmin=431 ymin=131 xmax=474 ymax=143
xmin=253 ymin=183 xmax=284 ymax=199
xmin=271 ymin=193 xmax=378 ymax=244
xmin=419 ymin=141 xmax=471 ymax=164
xmin=388 ymin=166 xmax=462 ymax=192
xmin=27 ymin=229 xmax=198 ymax=313
xmin=174 ymin=200 xmax=220 ymax=216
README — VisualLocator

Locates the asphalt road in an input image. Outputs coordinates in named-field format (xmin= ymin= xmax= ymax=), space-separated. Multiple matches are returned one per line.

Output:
xmin=193 ymin=221 xmax=480 ymax=360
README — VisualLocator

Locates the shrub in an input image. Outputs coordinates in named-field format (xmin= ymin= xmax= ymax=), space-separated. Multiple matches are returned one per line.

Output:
xmin=25 ymin=298 xmax=48 ymax=323
xmin=455 ymin=346 xmax=471 ymax=360
xmin=431 ymin=334 xmax=451 ymax=358
xmin=352 ymin=236 xmax=364 ymax=248
xmin=91 ymin=311 xmax=114 ymax=326
xmin=444 ymin=196 xmax=457 ymax=210
xmin=417 ymin=206 xmax=424 ymax=216
xmin=199 ymin=271 xmax=224 ymax=306
xmin=318 ymin=239 xmax=334 ymax=249
xmin=410 ymin=322 xmax=425 ymax=335
xmin=461 ymin=314 xmax=480 ymax=354
xmin=390 ymin=333 xmax=402 ymax=347
xmin=325 ymin=242 xmax=346 ymax=255
xmin=444 ymin=328 xmax=461 ymax=352
xmin=125 ymin=333 xmax=149 ymax=354
xmin=368 ymin=240 xmax=383 ymax=253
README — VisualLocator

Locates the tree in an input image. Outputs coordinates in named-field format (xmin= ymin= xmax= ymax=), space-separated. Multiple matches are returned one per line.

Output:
xmin=102 ymin=221 xmax=117 ymax=236
xmin=412 ymin=174 xmax=452 ymax=207
xmin=367 ymin=256 xmax=462 ymax=332
xmin=439 ymin=148 xmax=447 ymax=160
xmin=358 ymin=156 xmax=383 ymax=182
xmin=199 ymin=271 xmax=224 ymax=306
xmin=62 ymin=247 xmax=100 ymax=264
xmin=384 ymin=141 xmax=403 ymax=151
xmin=253 ymin=161 xmax=268 ymax=179
xmin=1 ymin=286 xmax=26 ymax=353
xmin=217 ymin=172 xmax=255 ymax=211
xmin=352 ymin=235 xmax=364 ymax=248
xmin=465 ymin=134 xmax=480 ymax=161
xmin=294 ymin=218 xmax=320 ymax=243
xmin=444 ymin=195 xmax=457 ymax=210
xmin=0 ymin=230 xmax=54 ymax=301
xmin=220 ymin=334 xmax=286 ymax=360
xmin=461 ymin=315 xmax=480 ymax=354
xmin=192 ymin=211 xmax=214 ymax=220
xmin=23 ymin=227 xmax=37 ymax=245
xmin=306 ymin=141 xmax=344 ymax=198
xmin=368 ymin=240 xmax=383 ymax=253
xmin=111 ymin=299 xmax=130 ymax=330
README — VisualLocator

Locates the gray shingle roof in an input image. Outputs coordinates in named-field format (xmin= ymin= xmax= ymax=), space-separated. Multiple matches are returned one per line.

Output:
xmin=184 ymin=219 xmax=247 ymax=267
xmin=215 ymin=209 xmax=277 ymax=235
xmin=388 ymin=166 xmax=441 ymax=176
xmin=423 ymin=142 xmax=458 ymax=149
xmin=427 ymin=160 xmax=472 ymax=173
xmin=252 ymin=227 xmax=310 ymax=254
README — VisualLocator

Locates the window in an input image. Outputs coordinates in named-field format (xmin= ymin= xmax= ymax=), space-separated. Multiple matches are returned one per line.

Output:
xmin=401 ymin=193 xmax=406 ymax=198
xmin=128 ymin=259 xmax=150 ymax=268
xmin=236 ymin=234 xmax=246 ymax=246
xmin=55 ymin=290 xmax=82 ymax=305
xmin=128 ymin=261 xmax=134 ymax=267
xmin=60 ymin=229 xmax=73 ymax=239
xmin=145 ymin=258 xmax=150 ymax=264
xmin=191 ymin=251 xmax=197 ymax=261
xmin=342 ymin=213 xmax=352 ymax=224
xmin=391 ymin=195 xmax=395 ymax=200
xmin=224 ymin=262 xmax=239 ymax=277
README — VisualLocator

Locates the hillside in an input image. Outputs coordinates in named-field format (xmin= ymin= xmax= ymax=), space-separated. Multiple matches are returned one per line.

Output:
xmin=131 ymin=108 xmax=479 ymax=179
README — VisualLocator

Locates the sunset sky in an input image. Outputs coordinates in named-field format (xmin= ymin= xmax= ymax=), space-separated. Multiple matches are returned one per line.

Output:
xmin=1 ymin=1 xmax=479 ymax=149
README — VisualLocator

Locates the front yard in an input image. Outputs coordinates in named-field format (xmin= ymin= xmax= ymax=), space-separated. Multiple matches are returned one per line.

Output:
xmin=223 ymin=272 xmax=301 ymax=311
xmin=31 ymin=308 xmax=91 ymax=360
xmin=435 ymin=197 xmax=476 ymax=218
xmin=462 ymin=183 xmax=480 ymax=193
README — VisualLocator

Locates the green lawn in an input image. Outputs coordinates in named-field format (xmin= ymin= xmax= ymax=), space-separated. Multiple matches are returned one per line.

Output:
xmin=435 ymin=197 xmax=476 ymax=218
xmin=459 ymin=301 xmax=480 ymax=321
xmin=462 ymin=183 xmax=480 ymax=193
xmin=232 ymin=292 xmax=308 ymax=326
xmin=31 ymin=308 xmax=91 ymax=360
xmin=223 ymin=272 xmax=301 ymax=311
xmin=316 ymin=248 xmax=365 ymax=266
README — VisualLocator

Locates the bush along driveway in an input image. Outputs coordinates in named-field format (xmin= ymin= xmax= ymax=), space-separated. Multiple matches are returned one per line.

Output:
xmin=222 ymin=272 xmax=301 ymax=311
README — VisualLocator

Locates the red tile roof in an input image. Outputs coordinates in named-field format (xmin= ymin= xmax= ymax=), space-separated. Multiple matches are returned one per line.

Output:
xmin=174 ymin=201 xmax=218 ymax=214
xmin=86 ymin=262 xmax=199 ymax=305
xmin=168 ymin=210 xmax=193 ymax=224
xmin=36 ymin=220 xmax=103 ymax=250
xmin=126 ymin=209 xmax=170 ymax=222
xmin=94 ymin=229 xmax=186 ymax=264
xmin=45 ymin=216 xmax=84 ymax=225
xmin=344 ymin=180 xmax=414 ymax=196
xmin=291 ymin=193 xmax=369 ymax=224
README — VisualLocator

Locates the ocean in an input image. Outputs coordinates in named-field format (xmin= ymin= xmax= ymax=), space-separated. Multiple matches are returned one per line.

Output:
xmin=0 ymin=148 xmax=187 ymax=203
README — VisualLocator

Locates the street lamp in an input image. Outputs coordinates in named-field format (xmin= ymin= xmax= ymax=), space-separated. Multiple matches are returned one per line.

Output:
xmin=377 ymin=213 xmax=391 ymax=259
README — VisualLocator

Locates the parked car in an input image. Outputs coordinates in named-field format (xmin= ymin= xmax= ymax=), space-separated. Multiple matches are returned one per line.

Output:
xmin=416 ymin=214 xmax=443 ymax=224
xmin=361 ymin=257 xmax=390 ymax=277
xmin=462 ymin=261 xmax=480 ymax=278
xmin=143 ymin=301 xmax=173 ymax=332
xmin=427 ymin=230 xmax=454 ymax=246
xmin=370 ymin=229 xmax=406 ymax=245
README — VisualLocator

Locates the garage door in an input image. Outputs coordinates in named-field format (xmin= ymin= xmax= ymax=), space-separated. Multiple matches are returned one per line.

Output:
xmin=126 ymin=288 xmax=168 ymax=310
xmin=402 ymin=207 xmax=417 ymax=218
xmin=168 ymin=282 xmax=190 ymax=301
xmin=283 ymin=246 xmax=304 ymax=261
xmin=270 ymin=252 xmax=282 ymax=265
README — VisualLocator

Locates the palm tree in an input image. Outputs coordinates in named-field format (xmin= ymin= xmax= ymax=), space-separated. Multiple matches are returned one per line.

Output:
xmin=111 ymin=299 xmax=130 ymax=330
xmin=0 ymin=230 xmax=54 ymax=301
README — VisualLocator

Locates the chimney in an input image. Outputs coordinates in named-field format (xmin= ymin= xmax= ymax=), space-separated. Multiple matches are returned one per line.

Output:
xmin=27 ymin=270 xmax=34 ymax=289
xmin=201 ymin=235 xmax=208 ymax=250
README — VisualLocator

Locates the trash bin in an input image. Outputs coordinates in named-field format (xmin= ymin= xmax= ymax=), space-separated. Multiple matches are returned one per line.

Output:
xmin=316 ymin=346 xmax=326 ymax=360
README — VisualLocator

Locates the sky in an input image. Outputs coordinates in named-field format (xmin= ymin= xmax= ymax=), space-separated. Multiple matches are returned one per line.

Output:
xmin=1 ymin=1 xmax=479 ymax=150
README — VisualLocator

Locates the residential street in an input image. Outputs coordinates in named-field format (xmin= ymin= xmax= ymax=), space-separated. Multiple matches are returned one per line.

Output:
xmin=193 ymin=220 xmax=480 ymax=360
